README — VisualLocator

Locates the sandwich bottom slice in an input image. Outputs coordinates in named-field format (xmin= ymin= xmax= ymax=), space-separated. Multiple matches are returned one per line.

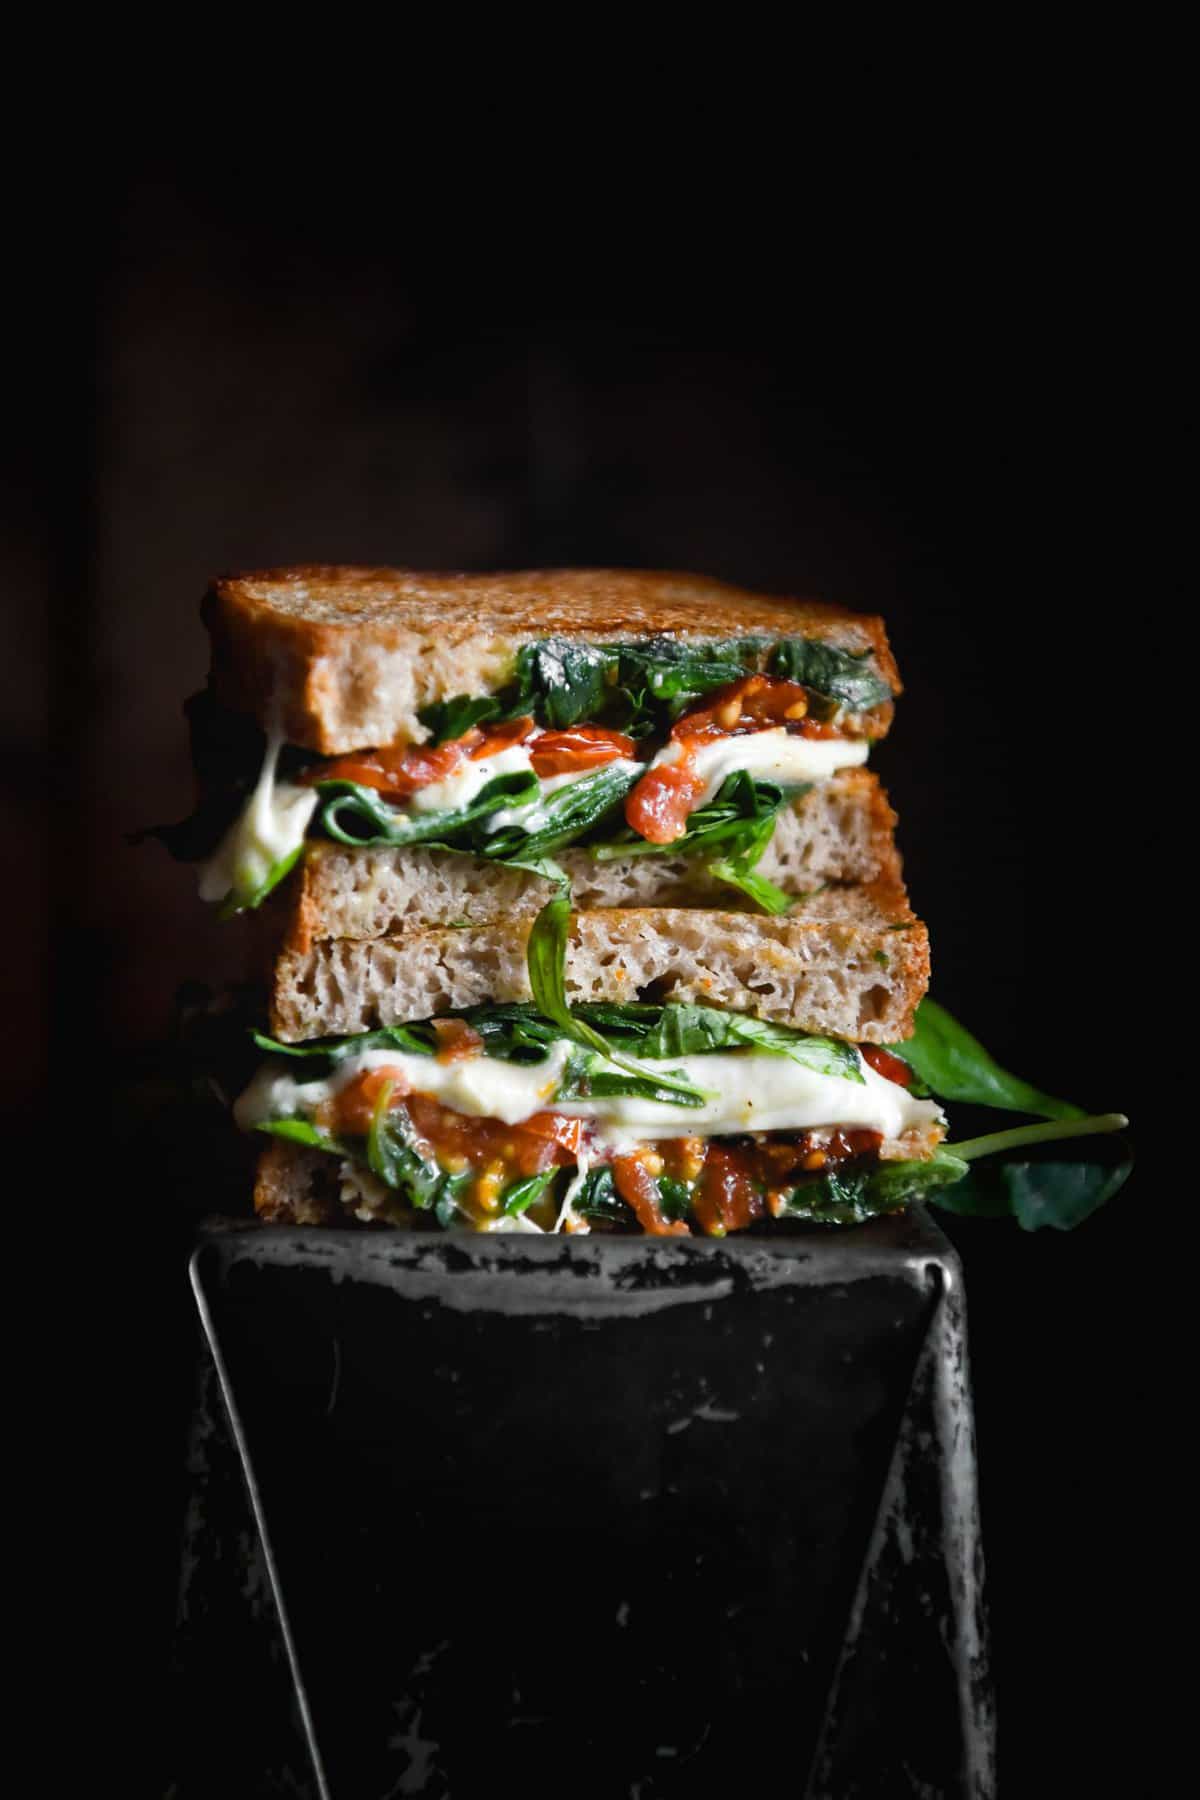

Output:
xmin=237 ymin=993 xmax=946 ymax=1238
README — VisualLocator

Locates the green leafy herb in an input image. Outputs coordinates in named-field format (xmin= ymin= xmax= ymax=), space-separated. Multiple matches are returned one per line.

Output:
xmin=766 ymin=640 xmax=892 ymax=711
xmin=254 ymin=1117 xmax=346 ymax=1153
xmin=514 ymin=640 xmax=612 ymax=728
xmin=885 ymin=999 xmax=1088 ymax=1120
xmin=569 ymin=1166 xmax=628 ymax=1223
xmin=502 ymin=1170 xmax=558 ymax=1217
xmin=931 ymin=1153 xmax=1133 ymax=1231
xmin=577 ymin=1001 xmax=864 ymax=1082
xmin=315 ymin=770 xmax=540 ymax=849
xmin=217 ymin=843 xmax=305 ymax=919
xmin=417 ymin=694 xmax=505 ymax=742
xmin=525 ymin=892 xmax=707 ymax=1106
xmin=365 ymin=1081 xmax=473 ymax=1215
xmin=776 ymin=1148 xmax=971 ymax=1225
xmin=482 ymin=763 xmax=639 ymax=862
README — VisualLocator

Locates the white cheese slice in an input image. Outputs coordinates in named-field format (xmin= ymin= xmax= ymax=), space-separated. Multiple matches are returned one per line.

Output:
xmin=645 ymin=727 xmax=868 ymax=808
xmin=236 ymin=1038 xmax=943 ymax=1152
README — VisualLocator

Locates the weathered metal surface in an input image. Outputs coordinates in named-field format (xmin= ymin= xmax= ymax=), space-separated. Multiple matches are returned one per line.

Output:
xmin=172 ymin=1212 xmax=994 ymax=1797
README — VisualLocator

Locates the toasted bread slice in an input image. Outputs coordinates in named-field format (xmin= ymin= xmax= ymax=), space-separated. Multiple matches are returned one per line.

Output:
xmin=204 ymin=565 xmax=899 ymax=754
xmin=269 ymin=881 xmax=928 ymax=1045
xmin=284 ymin=770 xmax=900 ymax=952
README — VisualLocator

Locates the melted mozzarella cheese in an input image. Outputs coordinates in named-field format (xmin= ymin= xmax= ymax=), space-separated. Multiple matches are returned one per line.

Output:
xmin=198 ymin=732 xmax=317 ymax=905
xmin=407 ymin=744 xmax=538 ymax=814
xmin=236 ymin=1038 xmax=943 ymax=1152
xmin=646 ymin=727 xmax=868 ymax=807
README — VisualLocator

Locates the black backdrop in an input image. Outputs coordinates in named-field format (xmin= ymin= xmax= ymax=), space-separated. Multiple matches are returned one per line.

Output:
xmin=9 ymin=155 xmax=1158 ymax=1794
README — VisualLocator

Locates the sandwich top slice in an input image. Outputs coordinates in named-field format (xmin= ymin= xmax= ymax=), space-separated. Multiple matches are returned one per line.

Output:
xmin=163 ymin=567 xmax=901 ymax=917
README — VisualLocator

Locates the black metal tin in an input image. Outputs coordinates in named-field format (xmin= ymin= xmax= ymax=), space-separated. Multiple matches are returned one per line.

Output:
xmin=172 ymin=1210 xmax=994 ymax=1797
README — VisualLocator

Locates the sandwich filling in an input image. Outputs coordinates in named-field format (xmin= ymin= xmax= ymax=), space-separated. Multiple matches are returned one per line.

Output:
xmin=237 ymin=1002 xmax=945 ymax=1236
xmin=175 ymin=633 xmax=890 ymax=917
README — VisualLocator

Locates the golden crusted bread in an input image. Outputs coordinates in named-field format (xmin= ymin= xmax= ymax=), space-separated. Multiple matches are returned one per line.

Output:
xmin=269 ymin=882 xmax=929 ymax=1046
xmin=283 ymin=770 xmax=900 ymax=952
xmin=204 ymin=565 xmax=900 ymax=754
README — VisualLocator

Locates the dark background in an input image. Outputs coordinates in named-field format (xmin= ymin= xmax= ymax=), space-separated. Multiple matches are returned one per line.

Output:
xmin=8 ymin=151 xmax=1160 ymax=1793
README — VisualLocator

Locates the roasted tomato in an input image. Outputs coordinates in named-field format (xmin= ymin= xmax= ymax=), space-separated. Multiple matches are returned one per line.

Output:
xmin=529 ymin=726 xmax=636 ymax=776
xmin=319 ymin=1065 xmax=413 ymax=1137
xmin=613 ymin=1152 xmax=690 ymax=1236
xmin=623 ymin=760 xmax=708 ymax=844
xmin=861 ymin=1045 xmax=913 ymax=1088
xmin=315 ymin=735 xmax=482 ymax=799
xmin=691 ymin=1145 xmax=766 ymax=1237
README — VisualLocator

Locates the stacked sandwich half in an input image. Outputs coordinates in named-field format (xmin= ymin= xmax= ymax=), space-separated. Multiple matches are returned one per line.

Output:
xmin=177 ymin=566 xmax=953 ymax=1235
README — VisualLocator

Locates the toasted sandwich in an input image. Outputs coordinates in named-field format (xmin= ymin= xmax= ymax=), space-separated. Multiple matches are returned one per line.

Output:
xmin=155 ymin=567 xmax=902 ymax=921
xmin=162 ymin=563 xmax=1013 ymax=1239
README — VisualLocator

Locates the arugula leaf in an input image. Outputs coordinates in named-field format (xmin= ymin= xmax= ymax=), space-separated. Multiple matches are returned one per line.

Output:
xmin=502 ymin=1170 xmax=558 ymax=1217
xmin=886 ymin=999 xmax=1088 ymax=1120
xmin=482 ymin=763 xmax=640 ymax=862
xmin=525 ymin=892 xmax=707 ymax=1107
xmin=767 ymin=640 xmax=893 ymax=711
xmin=315 ymin=770 xmax=540 ymax=849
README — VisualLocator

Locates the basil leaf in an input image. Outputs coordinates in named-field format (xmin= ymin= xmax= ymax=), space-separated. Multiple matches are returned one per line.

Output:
xmin=767 ymin=640 xmax=892 ymax=711
xmin=526 ymin=893 xmax=707 ymax=1107
xmin=930 ymin=1154 xmax=1133 ymax=1231
xmin=315 ymin=770 xmax=540 ymax=849
xmin=502 ymin=1170 xmax=558 ymax=1217
xmin=483 ymin=763 xmax=640 ymax=862
xmin=886 ymin=999 xmax=1088 ymax=1120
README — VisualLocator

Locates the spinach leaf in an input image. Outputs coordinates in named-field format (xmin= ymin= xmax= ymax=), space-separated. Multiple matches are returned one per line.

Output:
xmin=513 ymin=639 xmax=612 ymax=728
xmin=482 ymin=763 xmax=640 ymax=861
xmin=580 ymin=1000 xmax=864 ymax=1082
xmin=610 ymin=637 xmax=767 ymax=713
xmin=592 ymin=772 xmax=801 ymax=914
xmin=525 ymin=892 xmax=707 ymax=1106
xmin=315 ymin=770 xmax=540 ymax=849
xmin=251 ymin=1024 xmax=437 ymax=1067
xmin=502 ymin=1170 xmax=558 ymax=1217
xmin=365 ymin=1081 xmax=472 ymax=1215
xmin=569 ymin=1166 xmax=628 ymax=1223
xmin=708 ymin=814 xmax=795 ymax=915
xmin=767 ymin=640 xmax=893 ymax=711
xmin=930 ymin=1154 xmax=1133 ymax=1231
xmin=254 ymin=1118 xmax=346 ymax=1154
xmin=885 ymin=999 xmax=1088 ymax=1120
xmin=776 ymin=1148 xmax=970 ymax=1225
xmin=416 ymin=694 xmax=505 ymax=742
xmin=217 ymin=843 xmax=305 ymax=919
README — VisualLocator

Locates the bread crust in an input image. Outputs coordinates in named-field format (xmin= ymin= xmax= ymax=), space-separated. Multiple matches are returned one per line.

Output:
xmin=204 ymin=565 xmax=900 ymax=754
